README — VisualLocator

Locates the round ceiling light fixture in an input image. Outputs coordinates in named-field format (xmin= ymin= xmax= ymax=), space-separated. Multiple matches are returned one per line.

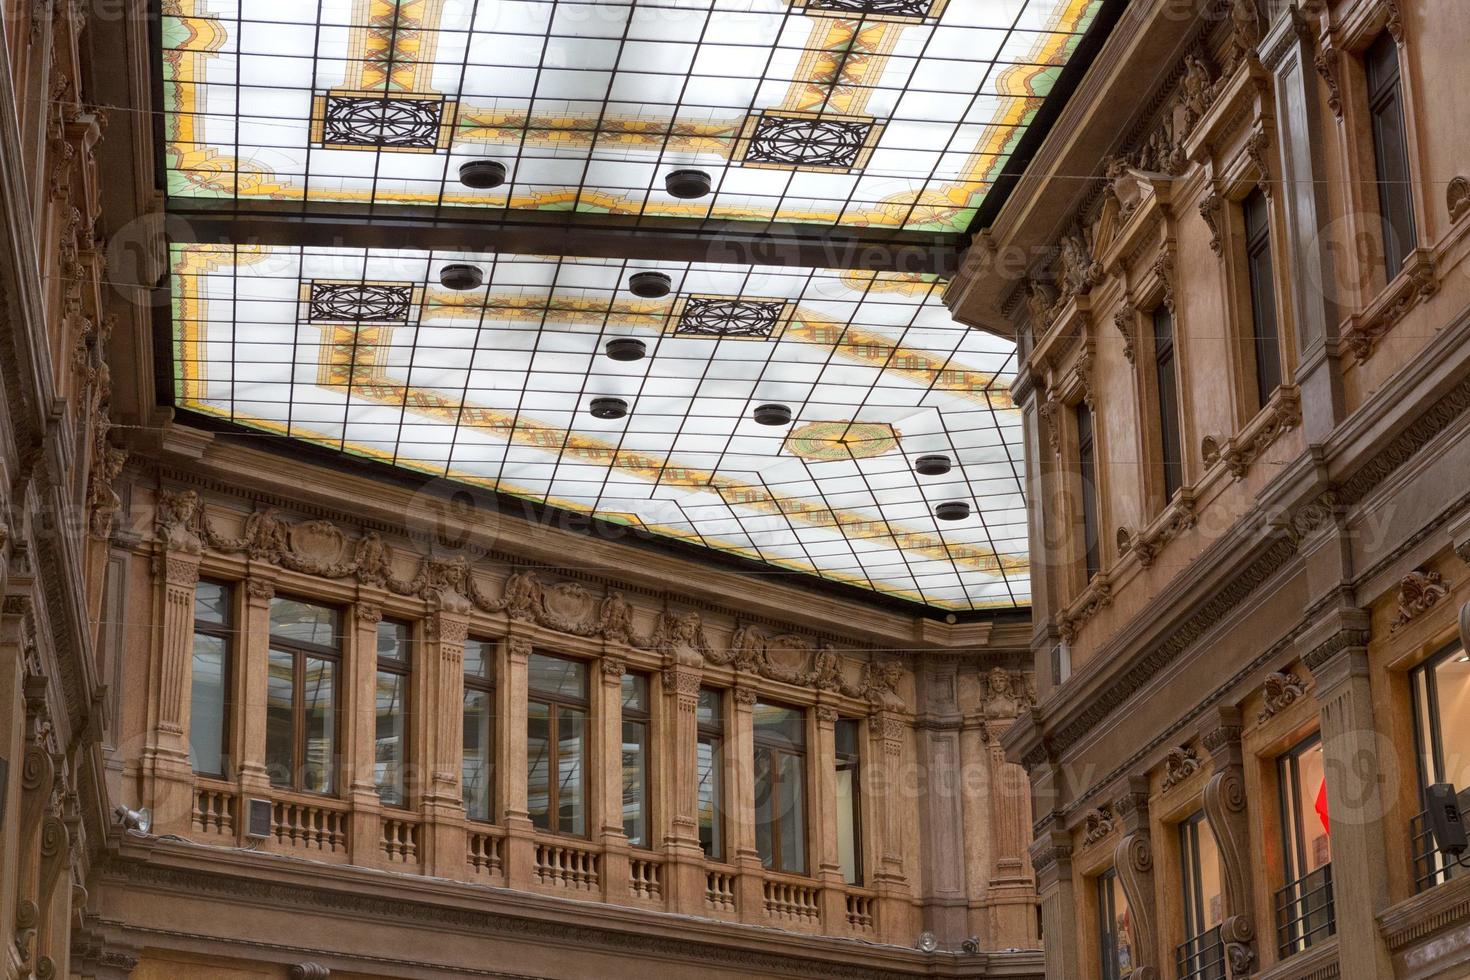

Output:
xmin=914 ymin=454 xmax=952 ymax=476
xmin=604 ymin=338 xmax=647 ymax=362
xmin=665 ymin=168 xmax=712 ymax=199
xmin=458 ymin=160 xmax=507 ymax=189
xmin=439 ymin=263 xmax=484 ymax=290
xmin=589 ymin=397 xmax=629 ymax=420
xmin=753 ymin=403 xmax=793 ymax=426
xmin=627 ymin=271 xmax=672 ymax=298
xmin=934 ymin=501 xmax=971 ymax=522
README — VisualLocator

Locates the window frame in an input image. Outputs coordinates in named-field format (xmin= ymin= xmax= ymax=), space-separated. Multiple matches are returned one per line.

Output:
xmin=462 ymin=635 xmax=496 ymax=823
xmin=265 ymin=594 xmax=344 ymax=796
xmin=834 ymin=716 xmax=863 ymax=886
xmin=1151 ymin=305 xmax=1185 ymax=501
xmin=525 ymin=651 xmax=591 ymax=838
xmin=1242 ymin=188 xmax=1283 ymax=409
xmin=697 ymin=686 xmax=727 ymax=861
xmin=1178 ymin=810 xmax=1217 ymax=943
xmin=1075 ymin=400 xmax=1102 ymax=582
xmin=1096 ymin=866 xmax=1132 ymax=980
xmin=1277 ymin=732 xmax=1327 ymax=886
xmin=753 ymin=699 xmax=809 ymax=876
xmin=620 ymin=671 xmax=653 ymax=849
xmin=373 ymin=617 xmax=413 ymax=808
xmin=189 ymin=579 xmax=234 ymax=779
xmin=1364 ymin=31 xmax=1417 ymax=280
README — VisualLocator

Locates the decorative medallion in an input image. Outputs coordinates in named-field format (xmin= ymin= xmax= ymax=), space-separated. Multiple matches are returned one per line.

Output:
xmin=783 ymin=421 xmax=900 ymax=462
xmin=311 ymin=91 xmax=456 ymax=152
xmin=669 ymin=295 xmax=794 ymax=340
xmin=790 ymin=0 xmax=949 ymax=24
xmin=304 ymin=281 xmax=417 ymax=324
xmin=736 ymin=110 xmax=883 ymax=173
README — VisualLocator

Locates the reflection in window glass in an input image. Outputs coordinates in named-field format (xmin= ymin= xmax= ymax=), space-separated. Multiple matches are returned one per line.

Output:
xmin=754 ymin=700 xmax=806 ymax=874
xmin=1278 ymin=733 xmax=1333 ymax=956
xmin=269 ymin=597 xmax=338 ymax=648
xmin=697 ymin=688 xmax=724 ymax=860
xmin=189 ymin=581 xmax=231 ymax=777
xmin=526 ymin=653 xmax=587 ymax=837
xmin=1411 ymin=643 xmax=1470 ymax=888
xmin=374 ymin=619 xmax=411 ymax=806
xmin=266 ymin=596 xmax=340 ymax=794
xmin=302 ymin=656 xmax=336 ymax=795
xmin=1097 ymin=867 xmax=1134 ymax=980
xmin=835 ymin=718 xmax=862 ymax=885
xmin=621 ymin=673 xmax=650 ymax=847
xmin=462 ymin=638 xmax=495 ymax=822
xmin=265 ymin=649 xmax=294 ymax=787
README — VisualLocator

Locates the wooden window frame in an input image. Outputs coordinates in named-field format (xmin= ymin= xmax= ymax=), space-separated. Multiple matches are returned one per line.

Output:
xmin=526 ymin=652 xmax=591 ymax=838
xmin=266 ymin=595 xmax=343 ymax=796
xmin=1151 ymin=305 xmax=1185 ymax=502
xmin=621 ymin=671 xmax=653 ymax=849
xmin=1242 ymin=188 xmax=1284 ymax=409
xmin=190 ymin=579 xmax=234 ymax=779
xmin=1074 ymin=399 xmax=1103 ymax=584
xmin=373 ymin=617 xmax=413 ymax=809
xmin=753 ymin=699 xmax=809 ymax=876
xmin=835 ymin=716 xmax=863 ymax=886
xmin=462 ymin=636 xmax=496 ymax=823
xmin=697 ymin=687 xmax=727 ymax=861
xmin=1364 ymin=31 xmax=1418 ymax=282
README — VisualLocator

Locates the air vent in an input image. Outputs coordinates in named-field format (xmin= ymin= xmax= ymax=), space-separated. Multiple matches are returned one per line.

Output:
xmin=590 ymin=397 xmax=629 ymax=420
xmin=934 ymin=501 xmax=970 ymax=521
xmin=665 ymin=169 xmax=712 ymax=199
xmin=604 ymin=338 xmax=647 ymax=362
xmin=753 ymin=403 xmax=792 ymax=426
xmin=627 ymin=272 xmax=672 ymax=298
xmin=439 ymin=264 xmax=484 ymax=290
xmin=246 ymin=798 xmax=272 ymax=840
xmin=914 ymin=454 xmax=952 ymax=476
xmin=458 ymin=160 xmax=507 ymax=189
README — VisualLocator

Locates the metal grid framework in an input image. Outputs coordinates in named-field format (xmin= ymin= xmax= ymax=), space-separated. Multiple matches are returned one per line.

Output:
xmin=170 ymin=243 xmax=1028 ymax=610
xmin=162 ymin=0 xmax=1100 ymax=231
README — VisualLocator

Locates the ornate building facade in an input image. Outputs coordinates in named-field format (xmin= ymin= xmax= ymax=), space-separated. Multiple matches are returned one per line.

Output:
xmin=945 ymin=0 xmax=1470 ymax=978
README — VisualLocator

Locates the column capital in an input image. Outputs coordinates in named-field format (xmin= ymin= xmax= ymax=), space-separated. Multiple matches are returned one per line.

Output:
xmin=1301 ymin=606 xmax=1371 ymax=686
xmin=506 ymin=635 xmax=532 ymax=662
xmin=1028 ymin=827 xmax=1073 ymax=882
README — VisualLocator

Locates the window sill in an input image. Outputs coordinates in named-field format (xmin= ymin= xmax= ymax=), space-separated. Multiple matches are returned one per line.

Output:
xmin=1341 ymin=248 xmax=1438 ymax=363
xmin=1200 ymin=384 xmax=1301 ymax=482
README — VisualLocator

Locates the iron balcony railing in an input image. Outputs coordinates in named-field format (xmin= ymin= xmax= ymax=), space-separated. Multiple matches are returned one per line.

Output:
xmin=1274 ymin=862 xmax=1335 ymax=958
xmin=1175 ymin=924 xmax=1225 ymax=980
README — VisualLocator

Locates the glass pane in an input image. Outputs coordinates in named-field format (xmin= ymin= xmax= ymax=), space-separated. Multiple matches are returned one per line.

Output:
xmin=835 ymin=718 xmax=860 ymax=758
xmin=528 ymin=653 xmax=587 ymax=700
xmin=194 ymin=580 xmax=229 ymax=624
xmin=265 ymin=649 xmax=294 ymax=788
xmin=1195 ymin=816 xmax=1224 ymax=932
xmin=377 ymin=620 xmax=411 ymax=663
xmin=527 ymin=701 xmax=551 ymax=830
xmin=754 ymin=701 xmax=804 ymax=748
xmin=1105 ymin=871 xmax=1135 ymax=979
xmin=754 ymin=745 xmax=775 ymax=870
xmin=374 ymin=670 xmax=407 ymax=806
xmin=462 ymin=689 xmax=493 ymax=821
xmin=697 ymin=734 xmax=722 ymax=860
xmin=778 ymin=751 xmax=807 ymax=875
xmin=302 ymin=656 xmax=336 ymax=794
xmin=622 ymin=719 xmax=648 ymax=846
xmin=464 ymin=638 xmax=494 ymax=681
xmin=697 ymin=688 xmax=722 ymax=729
xmin=1433 ymin=651 xmax=1470 ymax=789
xmin=1293 ymin=740 xmax=1330 ymax=874
xmin=621 ymin=672 xmax=648 ymax=714
xmin=558 ymin=706 xmax=586 ymax=836
xmin=189 ymin=632 xmax=228 ymax=775
xmin=836 ymin=765 xmax=859 ymax=884
xmin=270 ymin=597 xmax=339 ymax=648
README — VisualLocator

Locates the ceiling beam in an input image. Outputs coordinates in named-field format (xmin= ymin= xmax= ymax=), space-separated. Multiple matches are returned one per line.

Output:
xmin=170 ymin=200 xmax=963 ymax=276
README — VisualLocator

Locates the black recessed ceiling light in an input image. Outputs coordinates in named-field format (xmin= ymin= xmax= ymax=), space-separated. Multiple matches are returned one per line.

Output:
xmin=458 ymin=160 xmax=507 ymax=189
xmin=914 ymin=454 xmax=952 ymax=476
xmin=589 ymin=397 xmax=629 ymax=420
xmin=627 ymin=271 xmax=672 ymax=298
xmin=604 ymin=338 xmax=647 ymax=362
xmin=439 ymin=263 xmax=484 ymax=290
xmin=934 ymin=501 xmax=971 ymax=521
xmin=665 ymin=169 xmax=712 ymax=199
xmin=753 ymin=403 xmax=792 ymax=426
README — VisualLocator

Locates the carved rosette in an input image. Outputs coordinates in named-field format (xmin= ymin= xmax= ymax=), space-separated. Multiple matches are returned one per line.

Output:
xmin=1258 ymin=670 xmax=1306 ymax=721
xmin=1389 ymin=569 xmax=1449 ymax=631
xmin=1161 ymin=744 xmax=1200 ymax=790
xmin=1082 ymin=805 xmax=1115 ymax=847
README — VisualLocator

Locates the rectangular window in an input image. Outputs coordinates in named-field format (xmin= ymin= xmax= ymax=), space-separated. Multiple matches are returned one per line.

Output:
xmin=697 ymin=688 xmax=725 ymax=860
xmin=754 ymin=701 xmax=807 ymax=875
xmin=189 ymin=580 xmax=232 ymax=777
xmin=265 ymin=597 xmax=341 ymax=794
xmin=835 ymin=717 xmax=862 ymax=885
xmin=462 ymin=638 xmax=495 ymax=822
xmin=1097 ymin=867 xmax=1135 ymax=980
xmin=621 ymin=672 xmax=651 ymax=848
xmin=526 ymin=652 xmax=588 ymax=837
xmin=1243 ymin=189 xmax=1282 ymax=407
xmin=1076 ymin=402 xmax=1101 ymax=580
xmin=1176 ymin=811 xmax=1225 ymax=980
xmin=1410 ymin=642 xmax=1470 ymax=890
xmin=1153 ymin=306 xmax=1185 ymax=500
xmin=374 ymin=619 xmax=411 ymax=807
xmin=1276 ymin=733 xmax=1334 ymax=957
xmin=1366 ymin=32 xmax=1416 ymax=278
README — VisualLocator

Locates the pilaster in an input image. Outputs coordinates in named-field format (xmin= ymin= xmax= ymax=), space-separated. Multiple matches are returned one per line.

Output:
xmin=500 ymin=635 xmax=534 ymax=891
xmin=423 ymin=608 xmax=468 ymax=878
xmin=661 ymin=664 xmax=704 ymax=915
xmin=236 ymin=574 xmax=275 ymax=802
xmin=146 ymin=548 xmax=200 ymax=834
xmin=596 ymin=656 xmax=630 ymax=904
xmin=813 ymin=702 xmax=845 ymax=929
xmin=731 ymin=684 xmax=762 ymax=923
xmin=916 ymin=654 xmax=966 ymax=945
xmin=1113 ymin=777 xmax=1157 ymax=980
xmin=1031 ymin=824 xmax=1079 ymax=979
xmin=1302 ymin=608 xmax=1393 ymax=980
xmin=1199 ymin=707 xmax=1256 ymax=978
xmin=347 ymin=600 xmax=384 ymax=867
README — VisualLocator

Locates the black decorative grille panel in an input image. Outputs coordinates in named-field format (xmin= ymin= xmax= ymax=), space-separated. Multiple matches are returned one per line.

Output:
xmin=675 ymin=297 xmax=787 ymax=339
xmin=321 ymin=95 xmax=443 ymax=149
xmin=802 ymin=0 xmax=937 ymax=19
xmin=308 ymin=282 xmax=414 ymax=323
xmin=744 ymin=115 xmax=875 ymax=171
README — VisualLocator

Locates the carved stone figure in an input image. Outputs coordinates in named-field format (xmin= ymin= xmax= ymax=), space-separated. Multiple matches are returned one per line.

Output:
xmin=155 ymin=489 xmax=203 ymax=553
xmin=597 ymin=590 xmax=639 ymax=645
xmin=1390 ymin=569 xmax=1449 ymax=631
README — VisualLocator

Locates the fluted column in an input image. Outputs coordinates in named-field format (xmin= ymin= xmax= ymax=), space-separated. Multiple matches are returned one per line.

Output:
xmin=662 ymin=664 xmax=704 ymax=914
xmin=501 ymin=634 xmax=535 ymax=890
xmin=916 ymin=654 xmax=966 ymax=944
xmin=423 ymin=609 xmax=468 ymax=877
xmin=813 ymin=703 xmax=845 ymax=930
xmin=1199 ymin=707 xmax=1256 ymax=978
xmin=236 ymin=575 xmax=276 ymax=803
xmin=146 ymin=550 xmax=201 ymax=833
xmin=983 ymin=719 xmax=1037 ymax=947
xmin=347 ymin=602 xmax=384 ymax=865
xmin=1303 ymin=611 xmax=1393 ymax=979
xmin=1031 ymin=824 xmax=1079 ymax=979
xmin=1113 ymin=777 xmax=1157 ymax=980
xmin=731 ymin=684 xmax=762 ymax=923
xmin=869 ymin=708 xmax=910 ymax=941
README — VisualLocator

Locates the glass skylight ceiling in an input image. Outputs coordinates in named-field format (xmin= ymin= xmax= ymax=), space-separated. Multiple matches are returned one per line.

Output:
xmin=170 ymin=243 xmax=1029 ymax=609
xmin=163 ymin=0 xmax=1102 ymax=231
